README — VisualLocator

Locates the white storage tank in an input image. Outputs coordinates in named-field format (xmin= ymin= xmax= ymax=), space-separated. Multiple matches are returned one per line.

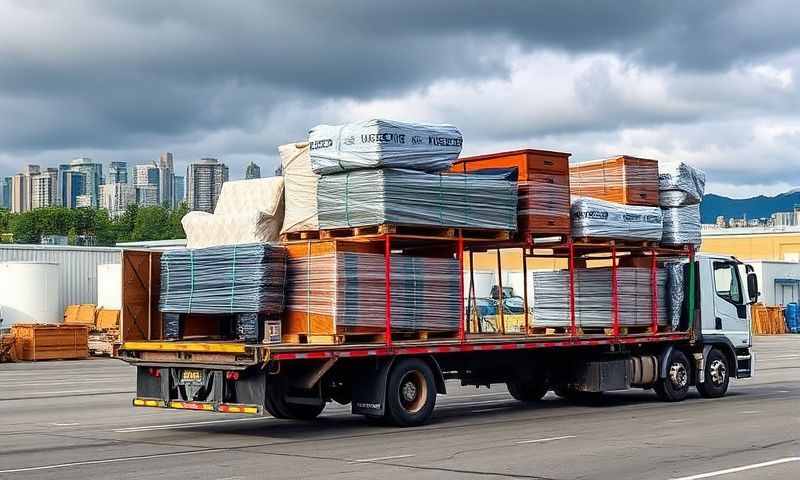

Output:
xmin=97 ymin=263 xmax=122 ymax=310
xmin=0 ymin=262 xmax=62 ymax=328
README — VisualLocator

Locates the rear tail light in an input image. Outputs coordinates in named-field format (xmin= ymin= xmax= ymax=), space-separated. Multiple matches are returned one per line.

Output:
xmin=147 ymin=367 xmax=161 ymax=378
xmin=225 ymin=371 xmax=240 ymax=381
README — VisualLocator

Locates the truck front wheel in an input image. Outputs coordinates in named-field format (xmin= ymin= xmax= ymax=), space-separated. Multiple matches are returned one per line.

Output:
xmin=654 ymin=350 xmax=691 ymax=402
xmin=696 ymin=348 xmax=730 ymax=399
xmin=384 ymin=358 xmax=437 ymax=427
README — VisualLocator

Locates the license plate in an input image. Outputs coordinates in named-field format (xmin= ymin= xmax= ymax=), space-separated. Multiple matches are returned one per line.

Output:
xmin=180 ymin=369 xmax=203 ymax=384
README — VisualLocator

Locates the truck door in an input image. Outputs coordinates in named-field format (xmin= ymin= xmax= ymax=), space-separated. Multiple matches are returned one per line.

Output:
xmin=708 ymin=260 xmax=751 ymax=348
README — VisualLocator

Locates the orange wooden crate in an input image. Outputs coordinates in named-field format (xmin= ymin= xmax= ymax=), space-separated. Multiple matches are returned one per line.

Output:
xmin=12 ymin=324 xmax=89 ymax=361
xmin=452 ymin=149 xmax=572 ymax=236
xmin=569 ymin=156 xmax=659 ymax=206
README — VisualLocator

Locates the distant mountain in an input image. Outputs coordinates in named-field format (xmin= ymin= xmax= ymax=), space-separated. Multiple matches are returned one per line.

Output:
xmin=700 ymin=191 xmax=800 ymax=224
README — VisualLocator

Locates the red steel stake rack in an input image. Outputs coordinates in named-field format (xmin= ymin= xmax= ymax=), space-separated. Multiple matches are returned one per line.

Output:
xmin=384 ymin=233 xmax=392 ymax=348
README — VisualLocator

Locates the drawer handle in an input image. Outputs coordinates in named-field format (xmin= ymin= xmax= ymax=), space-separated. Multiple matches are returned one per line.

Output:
xmin=544 ymin=160 xmax=553 ymax=166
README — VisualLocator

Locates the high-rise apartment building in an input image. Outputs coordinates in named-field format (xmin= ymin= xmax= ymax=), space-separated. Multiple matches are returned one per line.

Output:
xmin=135 ymin=164 xmax=160 ymax=187
xmin=173 ymin=175 xmax=185 ymax=205
xmin=108 ymin=161 xmax=128 ymax=184
xmin=136 ymin=184 xmax=160 ymax=207
xmin=245 ymin=161 xmax=261 ymax=180
xmin=31 ymin=173 xmax=56 ymax=209
xmin=159 ymin=152 xmax=175 ymax=208
xmin=61 ymin=171 xmax=86 ymax=209
xmin=69 ymin=158 xmax=103 ymax=208
xmin=0 ymin=177 xmax=10 ymax=209
xmin=10 ymin=174 xmax=26 ymax=213
xmin=187 ymin=158 xmax=228 ymax=213
xmin=100 ymin=183 xmax=135 ymax=217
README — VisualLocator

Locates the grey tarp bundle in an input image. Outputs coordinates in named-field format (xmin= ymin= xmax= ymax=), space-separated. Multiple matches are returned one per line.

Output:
xmin=532 ymin=267 xmax=669 ymax=327
xmin=286 ymin=252 xmax=460 ymax=331
xmin=665 ymin=262 xmax=686 ymax=329
xmin=659 ymin=162 xmax=706 ymax=207
xmin=317 ymin=168 xmax=518 ymax=231
xmin=308 ymin=119 xmax=463 ymax=174
xmin=571 ymin=197 xmax=663 ymax=241
xmin=661 ymin=204 xmax=701 ymax=245
xmin=159 ymin=243 xmax=287 ymax=315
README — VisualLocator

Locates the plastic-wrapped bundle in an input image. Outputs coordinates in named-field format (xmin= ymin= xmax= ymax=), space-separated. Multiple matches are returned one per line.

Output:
xmin=182 ymin=177 xmax=285 ymax=248
xmin=308 ymin=119 xmax=462 ymax=174
xmin=518 ymin=176 xmax=571 ymax=233
xmin=279 ymin=142 xmax=319 ymax=233
xmin=662 ymin=204 xmax=701 ymax=245
xmin=665 ymin=262 xmax=685 ymax=329
xmin=532 ymin=267 xmax=668 ymax=328
xmin=658 ymin=162 xmax=706 ymax=206
xmin=235 ymin=313 xmax=261 ymax=343
xmin=317 ymin=168 xmax=517 ymax=231
xmin=159 ymin=243 xmax=287 ymax=314
xmin=163 ymin=313 xmax=183 ymax=340
xmin=571 ymin=197 xmax=663 ymax=241
xmin=286 ymin=252 xmax=460 ymax=332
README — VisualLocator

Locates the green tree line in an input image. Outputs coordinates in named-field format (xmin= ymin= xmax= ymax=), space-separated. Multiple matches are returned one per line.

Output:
xmin=0 ymin=203 xmax=189 ymax=246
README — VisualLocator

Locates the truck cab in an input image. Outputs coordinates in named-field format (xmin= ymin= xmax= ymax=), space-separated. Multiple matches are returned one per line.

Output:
xmin=696 ymin=253 xmax=757 ymax=380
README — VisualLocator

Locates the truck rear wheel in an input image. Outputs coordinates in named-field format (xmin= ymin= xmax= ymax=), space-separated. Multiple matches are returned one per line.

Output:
xmin=696 ymin=348 xmax=730 ymax=399
xmin=654 ymin=350 xmax=691 ymax=402
xmin=265 ymin=376 xmax=325 ymax=420
xmin=507 ymin=376 xmax=548 ymax=402
xmin=384 ymin=358 xmax=437 ymax=427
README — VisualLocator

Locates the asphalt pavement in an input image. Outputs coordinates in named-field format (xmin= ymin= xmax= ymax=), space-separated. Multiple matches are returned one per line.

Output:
xmin=0 ymin=336 xmax=799 ymax=480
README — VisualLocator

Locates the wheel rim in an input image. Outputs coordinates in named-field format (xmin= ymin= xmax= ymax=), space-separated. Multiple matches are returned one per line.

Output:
xmin=669 ymin=362 xmax=688 ymax=389
xmin=709 ymin=359 xmax=727 ymax=386
xmin=398 ymin=370 xmax=427 ymax=414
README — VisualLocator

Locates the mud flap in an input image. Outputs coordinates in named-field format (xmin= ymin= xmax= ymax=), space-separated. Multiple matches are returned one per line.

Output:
xmin=351 ymin=358 xmax=393 ymax=417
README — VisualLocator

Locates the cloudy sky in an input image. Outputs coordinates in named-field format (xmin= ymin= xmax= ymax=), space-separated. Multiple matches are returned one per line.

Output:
xmin=1 ymin=0 xmax=799 ymax=197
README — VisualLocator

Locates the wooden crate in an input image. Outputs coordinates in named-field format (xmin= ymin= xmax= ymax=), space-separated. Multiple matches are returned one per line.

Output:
xmin=95 ymin=308 xmax=120 ymax=331
xmin=64 ymin=304 xmax=97 ymax=327
xmin=751 ymin=304 xmax=787 ymax=335
xmin=569 ymin=156 xmax=660 ymax=206
xmin=283 ymin=239 xmax=459 ymax=344
xmin=12 ymin=324 xmax=89 ymax=361
xmin=452 ymin=149 xmax=572 ymax=238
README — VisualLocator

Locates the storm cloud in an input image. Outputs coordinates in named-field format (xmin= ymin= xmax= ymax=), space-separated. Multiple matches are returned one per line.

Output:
xmin=1 ymin=0 xmax=799 ymax=196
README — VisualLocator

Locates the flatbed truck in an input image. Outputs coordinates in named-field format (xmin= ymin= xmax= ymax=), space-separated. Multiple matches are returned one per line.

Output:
xmin=118 ymin=245 xmax=757 ymax=427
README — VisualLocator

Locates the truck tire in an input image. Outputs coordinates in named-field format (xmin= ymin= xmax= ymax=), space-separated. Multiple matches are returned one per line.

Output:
xmin=384 ymin=358 xmax=437 ymax=427
xmin=654 ymin=350 xmax=691 ymax=402
xmin=265 ymin=376 xmax=325 ymax=420
xmin=283 ymin=402 xmax=325 ymax=420
xmin=507 ymin=377 xmax=548 ymax=402
xmin=696 ymin=348 xmax=730 ymax=399
xmin=554 ymin=386 xmax=604 ymax=404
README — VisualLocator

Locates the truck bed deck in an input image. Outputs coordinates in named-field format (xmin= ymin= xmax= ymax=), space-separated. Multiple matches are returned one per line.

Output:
xmin=120 ymin=330 xmax=690 ymax=365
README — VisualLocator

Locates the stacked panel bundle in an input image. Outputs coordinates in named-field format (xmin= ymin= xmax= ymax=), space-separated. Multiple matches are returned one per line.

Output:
xmin=658 ymin=162 xmax=706 ymax=246
xmin=569 ymin=156 xmax=660 ymax=206
xmin=316 ymin=168 xmax=518 ymax=231
xmin=571 ymin=197 xmax=663 ymax=241
xmin=532 ymin=267 xmax=671 ymax=328
xmin=159 ymin=243 xmax=287 ymax=315
xmin=308 ymin=119 xmax=463 ymax=174
xmin=279 ymin=142 xmax=320 ymax=234
xmin=285 ymin=244 xmax=460 ymax=335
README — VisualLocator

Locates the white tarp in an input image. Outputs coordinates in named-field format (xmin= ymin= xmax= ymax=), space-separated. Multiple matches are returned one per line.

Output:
xmin=571 ymin=197 xmax=663 ymax=241
xmin=182 ymin=177 xmax=285 ymax=249
xmin=279 ymin=142 xmax=319 ymax=233
xmin=308 ymin=119 xmax=463 ymax=174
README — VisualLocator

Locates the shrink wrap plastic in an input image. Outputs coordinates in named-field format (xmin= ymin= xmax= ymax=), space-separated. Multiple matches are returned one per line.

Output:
xmin=279 ymin=142 xmax=320 ymax=233
xmin=159 ymin=243 xmax=287 ymax=315
xmin=571 ymin=197 xmax=663 ymax=241
xmin=661 ymin=204 xmax=701 ymax=245
xmin=286 ymin=252 xmax=460 ymax=331
xmin=665 ymin=262 xmax=686 ymax=329
xmin=317 ymin=168 xmax=517 ymax=231
xmin=308 ymin=119 xmax=462 ymax=174
xmin=518 ymin=178 xmax=570 ymax=218
xmin=658 ymin=161 xmax=706 ymax=206
xmin=532 ymin=267 xmax=669 ymax=327
xmin=182 ymin=177 xmax=284 ymax=248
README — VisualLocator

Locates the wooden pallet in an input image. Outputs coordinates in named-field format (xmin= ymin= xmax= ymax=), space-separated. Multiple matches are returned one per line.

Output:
xmin=282 ymin=329 xmax=459 ymax=345
xmin=573 ymin=238 xmax=659 ymax=248
xmin=309 ymin=224 xmax=511 ymax=241
xmin=280 ymin=230 xmax=322 ymax=242
xmin=526 ymin=325 xmax=658 ymax=336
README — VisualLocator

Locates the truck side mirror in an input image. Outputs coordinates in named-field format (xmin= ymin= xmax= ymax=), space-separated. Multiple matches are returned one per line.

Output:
xmin=747 ymin=272 xmax=760 ymax=304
